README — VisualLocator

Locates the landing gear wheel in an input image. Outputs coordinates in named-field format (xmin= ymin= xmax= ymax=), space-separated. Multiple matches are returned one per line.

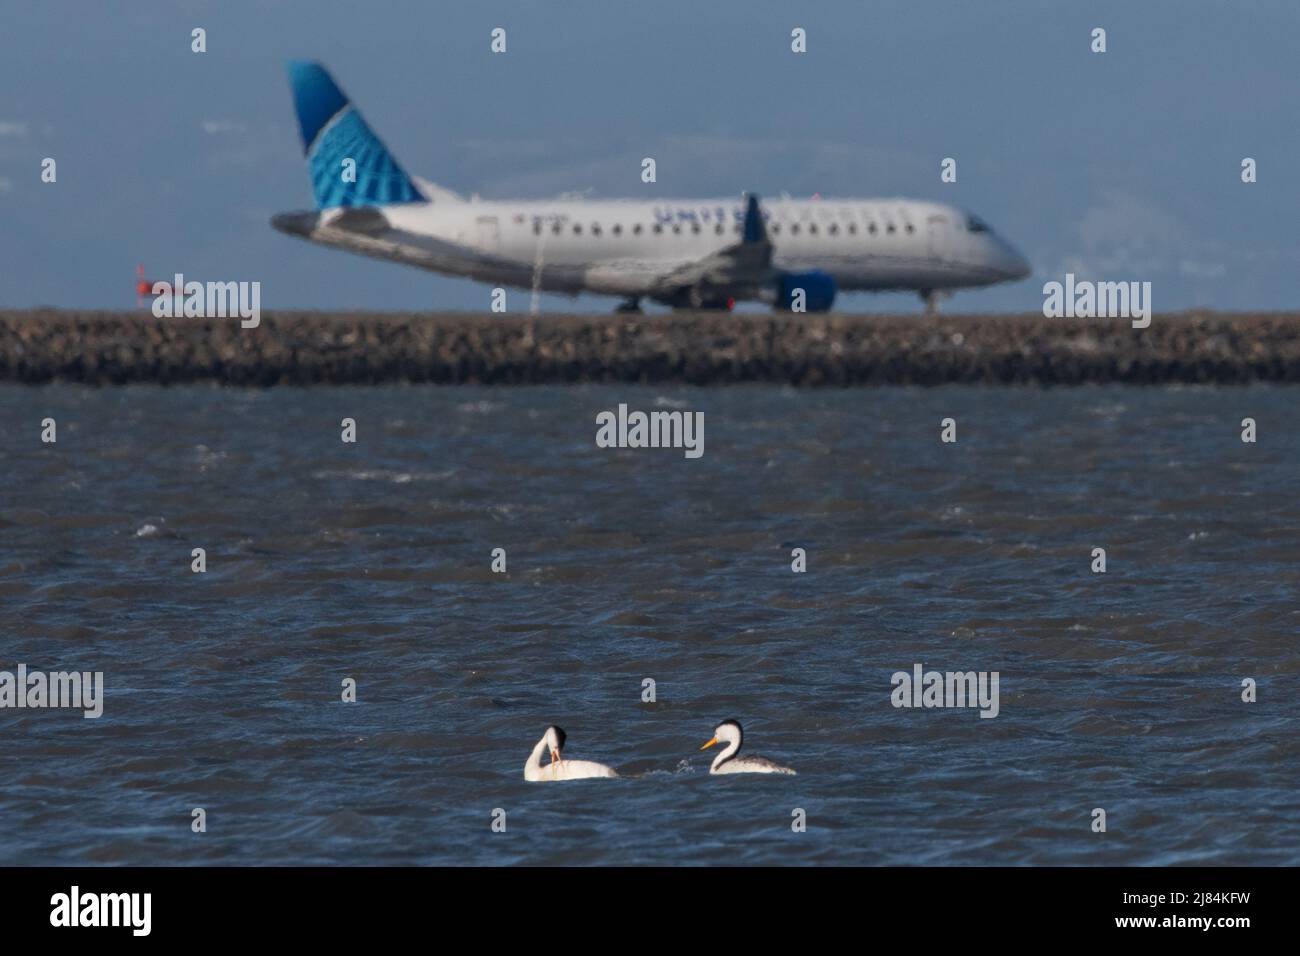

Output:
xmin=687 ymin=290 xmax=733 ymax=312
xmin=920 ymin=290 xmax=947 ymax=315
xmin=615 ymin=297 xmax=643 ymax=314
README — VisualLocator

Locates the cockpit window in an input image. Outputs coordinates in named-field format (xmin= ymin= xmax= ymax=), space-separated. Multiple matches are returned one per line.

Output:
xmin=966 ymin=214 xmax=990 ymax=233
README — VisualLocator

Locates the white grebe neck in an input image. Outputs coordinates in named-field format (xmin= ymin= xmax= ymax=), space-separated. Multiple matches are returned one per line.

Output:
xmin=710 ymin=723 xmax=742 ymax=771
xmin=524 ymin=733 xmax=549 ymax=779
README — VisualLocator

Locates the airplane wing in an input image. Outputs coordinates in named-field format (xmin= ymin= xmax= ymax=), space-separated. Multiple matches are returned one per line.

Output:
xmin=649 ymin=193 xmax=775 ymax=307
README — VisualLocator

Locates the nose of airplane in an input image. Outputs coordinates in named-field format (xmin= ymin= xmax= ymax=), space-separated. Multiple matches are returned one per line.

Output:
xmin=998 ymin=240 xmax=1029 ymax=282
xmin=1001 ymin=242 xmax=1031 ymax=281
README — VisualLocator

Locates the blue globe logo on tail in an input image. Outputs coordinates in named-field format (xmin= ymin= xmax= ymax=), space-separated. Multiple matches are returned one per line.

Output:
xmin=286 ymin=61 xmax=424 ymax=209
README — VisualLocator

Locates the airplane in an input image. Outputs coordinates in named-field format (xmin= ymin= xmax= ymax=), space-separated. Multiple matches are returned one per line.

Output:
xmin=271 ymin=61 xmax=1031 ymax=314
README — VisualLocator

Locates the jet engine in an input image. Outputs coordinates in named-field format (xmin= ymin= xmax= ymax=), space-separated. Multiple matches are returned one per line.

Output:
xmin=775 ymin=271 xmax=836 ymax=312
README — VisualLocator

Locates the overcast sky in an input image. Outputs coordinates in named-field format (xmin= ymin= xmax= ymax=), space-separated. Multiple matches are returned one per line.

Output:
xmin=1 ymin=0 xmax=1296 ymax=313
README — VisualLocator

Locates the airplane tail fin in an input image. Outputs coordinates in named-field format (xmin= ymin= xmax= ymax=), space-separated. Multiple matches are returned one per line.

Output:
xmin=286 ymin=61 xmax=425 ymax=209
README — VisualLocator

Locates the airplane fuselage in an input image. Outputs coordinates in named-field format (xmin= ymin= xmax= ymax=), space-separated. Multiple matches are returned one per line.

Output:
xmin=274 ymin=195 xmax=1031 ymax=305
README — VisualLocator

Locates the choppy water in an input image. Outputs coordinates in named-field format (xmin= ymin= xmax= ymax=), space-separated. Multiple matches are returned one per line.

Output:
xmin=1 ymin=383 xmax=1297 ymax=865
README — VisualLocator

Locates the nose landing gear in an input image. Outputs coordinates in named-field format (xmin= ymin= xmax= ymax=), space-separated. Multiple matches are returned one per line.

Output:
xmin=920 ymin=290 xmax=949 ymax=315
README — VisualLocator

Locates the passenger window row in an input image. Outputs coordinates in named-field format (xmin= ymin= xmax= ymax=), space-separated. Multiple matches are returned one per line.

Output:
xmin=530 ymin=219 xmax=916 ymax=237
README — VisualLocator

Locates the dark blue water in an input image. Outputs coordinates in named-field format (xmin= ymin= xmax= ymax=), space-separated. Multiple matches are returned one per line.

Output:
xmin=1 ymin=384 xmax=1297 ymax=864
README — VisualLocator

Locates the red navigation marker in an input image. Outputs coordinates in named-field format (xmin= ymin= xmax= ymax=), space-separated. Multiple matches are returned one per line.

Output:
xmin=136 ymin=263 xmax=161 ymax=307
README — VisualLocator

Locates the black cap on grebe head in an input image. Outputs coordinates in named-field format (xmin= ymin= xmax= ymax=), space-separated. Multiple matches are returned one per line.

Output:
xmin=702 ymin=719 xmax=744 ymax=754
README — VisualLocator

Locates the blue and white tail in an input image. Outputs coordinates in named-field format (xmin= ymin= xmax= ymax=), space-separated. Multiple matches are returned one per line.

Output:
xmin=286 ymin=61 xmax=425 ymax=209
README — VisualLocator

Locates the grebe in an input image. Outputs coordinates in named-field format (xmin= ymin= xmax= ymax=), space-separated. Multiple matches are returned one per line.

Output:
xmin=700 ymin=719 xmax=796 ymax=775
xmin=524 ymin=725 xmax=619 ymax=781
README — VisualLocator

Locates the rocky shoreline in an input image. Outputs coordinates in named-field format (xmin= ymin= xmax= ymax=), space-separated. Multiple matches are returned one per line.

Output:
xmin=1 ymin=309 xmax=1297 ymax=385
